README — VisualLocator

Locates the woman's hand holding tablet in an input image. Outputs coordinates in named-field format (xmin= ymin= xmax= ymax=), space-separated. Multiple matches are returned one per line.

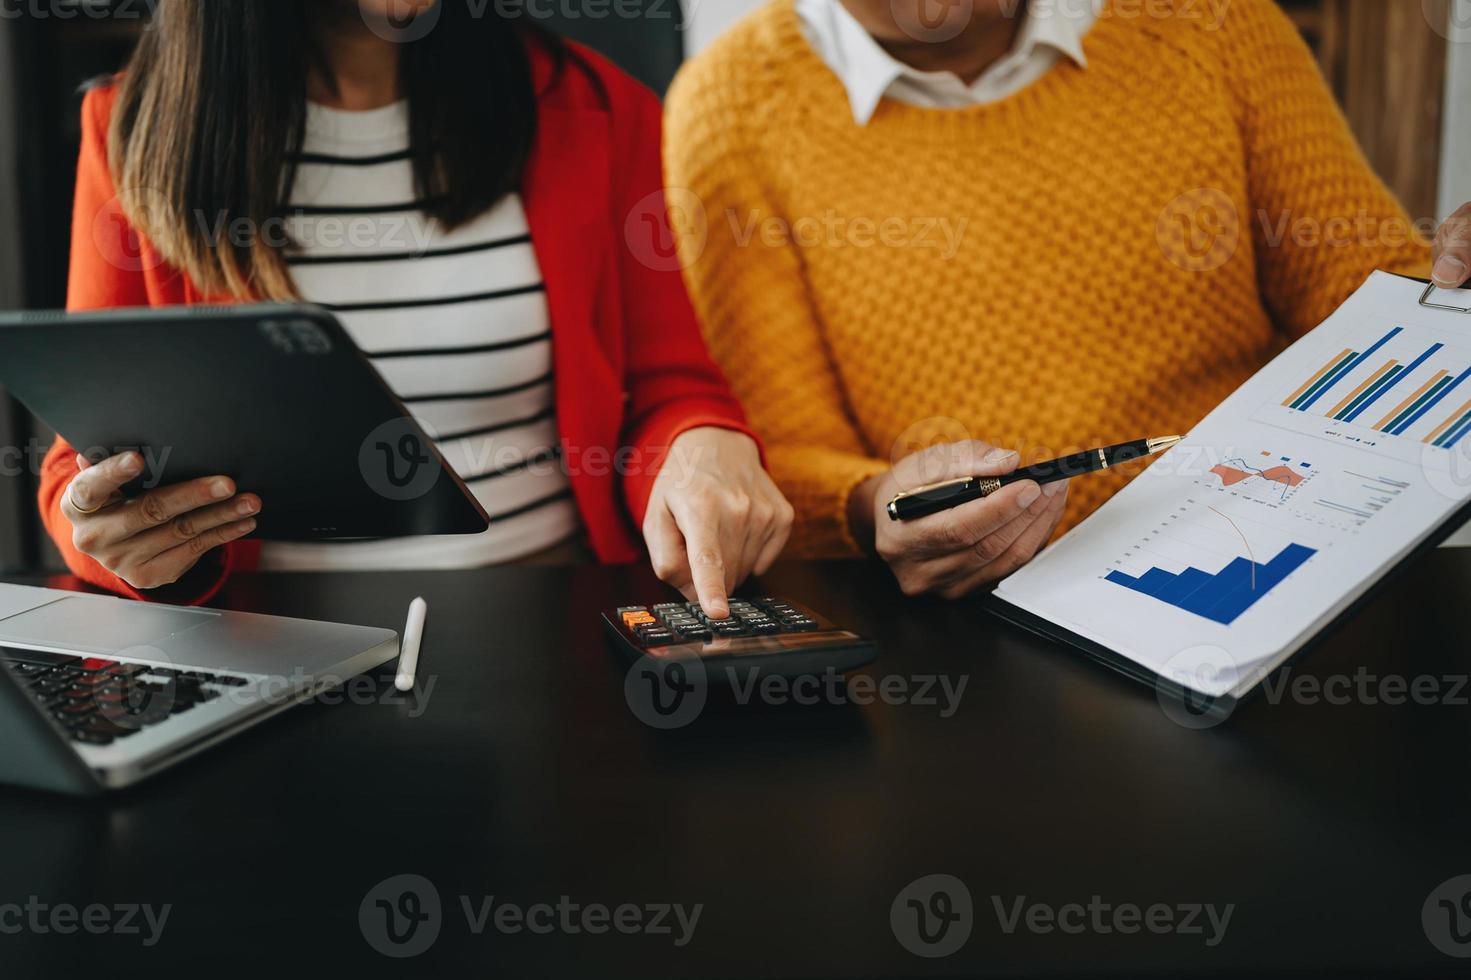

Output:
xmin=62 ymin=451 xmax=260 ymax=592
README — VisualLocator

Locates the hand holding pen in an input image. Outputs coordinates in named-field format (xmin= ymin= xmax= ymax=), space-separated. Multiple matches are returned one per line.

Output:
xmin=848 ymin=441 xmax=1071 ymax=599
xmin=887 ymin=436 xmax=1183 ymax=522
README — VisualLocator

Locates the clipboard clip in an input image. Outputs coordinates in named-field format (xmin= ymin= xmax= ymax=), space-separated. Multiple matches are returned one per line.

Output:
xmin=1420 ymin=281 xmax=1471 ymax=314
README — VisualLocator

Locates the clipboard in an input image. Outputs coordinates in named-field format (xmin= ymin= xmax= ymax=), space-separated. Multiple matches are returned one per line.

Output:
xmin=984 ymin=274 xmax=1471 ymax=720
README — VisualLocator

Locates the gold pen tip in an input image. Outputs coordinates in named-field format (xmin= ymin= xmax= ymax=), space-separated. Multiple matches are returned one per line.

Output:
xmin=1147 ymin=435 xmax=1185 ymax=454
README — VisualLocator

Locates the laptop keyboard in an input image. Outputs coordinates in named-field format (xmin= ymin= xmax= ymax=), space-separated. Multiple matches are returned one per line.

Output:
xmin=1 ymin=648 xmax=249 ymax=746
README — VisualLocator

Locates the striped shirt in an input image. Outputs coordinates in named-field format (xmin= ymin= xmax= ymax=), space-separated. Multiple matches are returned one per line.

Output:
xmin=256 ymin=100 xmax=580 ymax=570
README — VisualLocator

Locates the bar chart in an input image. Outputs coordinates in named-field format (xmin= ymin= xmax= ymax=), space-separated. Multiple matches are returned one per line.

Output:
xmin=1102 ymin=499 xmax=1322 ymax=625
xmin=1423 ymin=396 xmax=1471 ymax=448
xmin=1106 ymin=541 xmax=1317 ymax=625
xmin=1279 ymin=325 xmax=1471 ymax=448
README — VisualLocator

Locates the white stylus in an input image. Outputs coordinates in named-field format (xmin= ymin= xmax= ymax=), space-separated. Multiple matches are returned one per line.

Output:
xmin=394 ymin=597 xmax=428 ymax=693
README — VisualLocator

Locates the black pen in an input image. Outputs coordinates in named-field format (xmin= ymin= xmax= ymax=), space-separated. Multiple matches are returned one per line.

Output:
xmin=886 ymin=435 xmax=1184 ymax=522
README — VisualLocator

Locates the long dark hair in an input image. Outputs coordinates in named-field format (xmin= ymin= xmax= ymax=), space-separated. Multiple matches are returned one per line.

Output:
xmin=108 ymin=0 xmax=553 ymax=299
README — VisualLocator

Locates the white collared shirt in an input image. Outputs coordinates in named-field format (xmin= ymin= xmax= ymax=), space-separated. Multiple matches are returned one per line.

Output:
xmin=795 ymin=0 xmax=1097 ymax=125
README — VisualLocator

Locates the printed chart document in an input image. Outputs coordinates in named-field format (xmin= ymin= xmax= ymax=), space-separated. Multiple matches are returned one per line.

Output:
xmin=994 ymin=273 xmax=1471 ymax=700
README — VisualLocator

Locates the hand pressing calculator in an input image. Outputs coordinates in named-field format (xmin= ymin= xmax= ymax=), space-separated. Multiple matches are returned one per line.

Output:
xmin=601 ymin=597 xmax=876 ymax=680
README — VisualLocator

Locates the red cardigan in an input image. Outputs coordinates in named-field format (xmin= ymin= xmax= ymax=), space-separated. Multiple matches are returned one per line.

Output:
xmin=40 ymin=39 xmax=755 ymax=603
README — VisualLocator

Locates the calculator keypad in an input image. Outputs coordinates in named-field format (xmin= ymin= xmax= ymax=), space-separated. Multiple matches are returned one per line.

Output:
xmin=617 ymin=598 xmax=823 ymax=648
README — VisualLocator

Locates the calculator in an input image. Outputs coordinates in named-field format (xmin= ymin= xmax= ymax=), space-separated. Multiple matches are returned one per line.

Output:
xmin=601 ymin=597 xmax=876 ymax=680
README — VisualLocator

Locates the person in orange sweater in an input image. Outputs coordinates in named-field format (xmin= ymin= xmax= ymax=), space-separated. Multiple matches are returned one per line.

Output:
xmin=666 ymin=0 xmax=1471 ymax=598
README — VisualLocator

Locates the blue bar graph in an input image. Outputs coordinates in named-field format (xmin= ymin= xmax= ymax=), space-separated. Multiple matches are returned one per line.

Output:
xmin=1340 ymin=343 xmax=1444 ymax=422
xmin=1442 ymin=413 xmax=1471 ymax=449
xmin=1391 ymin=365 xmax=1471 ymax=434
xmin=1105 ymin=543 xmax=1318 ymax=625
xmin=1332 ymin=365 xmax=1404 ymax=421
xmin=1294 ymin=328 xmax=1402 ymax=411
xmin=1382 ymin=375 xmax=1454 ymax=433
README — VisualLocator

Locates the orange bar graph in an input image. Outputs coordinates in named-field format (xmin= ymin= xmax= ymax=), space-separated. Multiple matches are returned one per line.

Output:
xmin=1327 ymin=360 xmax=1396 ymax=417
xmin=1284 ymin=348 xmax=1354 ymax=407
xmin=1375 ymin=369 xmax=1449 ymax=430
xmin=1424 ymin=397 xmax=1471 ymax=444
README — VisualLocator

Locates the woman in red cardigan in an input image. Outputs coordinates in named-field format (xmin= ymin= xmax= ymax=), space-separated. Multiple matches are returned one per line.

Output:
xmin=41 ymin=0 xmax=791 ymax=617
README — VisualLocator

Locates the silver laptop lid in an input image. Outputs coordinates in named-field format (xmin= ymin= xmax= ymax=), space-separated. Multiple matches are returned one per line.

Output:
xmin=0 ymin=584 xmax=396 ymax=677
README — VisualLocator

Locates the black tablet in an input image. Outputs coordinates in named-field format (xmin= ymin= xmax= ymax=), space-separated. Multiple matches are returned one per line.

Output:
xmin=0 ymin=304 xmax=490 ymax=540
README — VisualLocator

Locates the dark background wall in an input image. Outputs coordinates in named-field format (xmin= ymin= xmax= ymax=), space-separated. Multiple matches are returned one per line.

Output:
xmin=0 ymin=12 xmax=27 ymax=571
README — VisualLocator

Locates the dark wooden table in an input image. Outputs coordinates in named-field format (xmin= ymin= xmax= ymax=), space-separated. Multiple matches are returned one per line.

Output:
xmin=2 ymin=554 xmax=1471 ymax=977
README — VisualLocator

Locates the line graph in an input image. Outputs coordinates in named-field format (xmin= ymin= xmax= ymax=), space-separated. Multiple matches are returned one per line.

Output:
xmin=1195 ymin=449 xmax=1401 ymax=531
xmin=1204 ymin=452 xmax=1314 ymax=503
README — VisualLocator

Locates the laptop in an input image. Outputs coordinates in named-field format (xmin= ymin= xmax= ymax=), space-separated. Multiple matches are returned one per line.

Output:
xmin=0 ymin=583 xmax=398 ymax=795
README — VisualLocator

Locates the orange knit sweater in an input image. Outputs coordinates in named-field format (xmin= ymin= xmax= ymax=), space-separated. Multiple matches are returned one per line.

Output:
xmin=665 ymin=0 xmax=1430 ymax=557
